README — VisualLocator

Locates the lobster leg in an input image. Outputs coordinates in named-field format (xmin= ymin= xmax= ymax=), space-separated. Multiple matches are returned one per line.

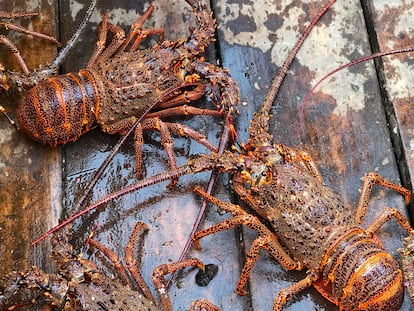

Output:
xmin=87 ymin=13 xmax=125 ymax=66
xmin=272 ymin=272 xmax=319 ymax=311
xmin=88 ymin=222 xmax=155 ymax=303
xmin=0 ymin=12 xmax=60 ymax=46
xmin=88 ymin=5 xmax=164 ymax=66
xmin=150 ymin=84 xmax=209 ymax=110
xmin=152 ymin=258 xmax=206 ymax=311
xmin=124 ymin=222 xmax=156 ymax=303
xmin=275 ymin=144 xmax=324 ymax=183
xmin=102 ymin=85 xmax=222 ymax=181
xmin=101 ymin=115 xmax=182 ymax=184
xmin=165 ymin=122 xmax=218 ymax=152
xmin=146 ymin=106 xmax=223 ymax=119
xmin=192 ymin=186 xmax=299 ymax=292
xmin=356 ymin=172 xmax=412 ymax=222
xmin=141 ymin=119 xmax=220 ymax=164
xmin=88 ymin=239 xmax=136 ymax=289
xmin=120 ymin=5 xmax=164 ymax=52
xmin=364 ymin=207 xmax=413 ymax=236
xmin=0 ymin=35 xmax=29 ymax=74
xmin=135 ymin=117 xmax=177 ymax=183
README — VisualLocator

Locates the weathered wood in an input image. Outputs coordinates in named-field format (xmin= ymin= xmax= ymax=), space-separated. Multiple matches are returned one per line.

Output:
xmin=0 ymin=0 xmax=60 ymax=276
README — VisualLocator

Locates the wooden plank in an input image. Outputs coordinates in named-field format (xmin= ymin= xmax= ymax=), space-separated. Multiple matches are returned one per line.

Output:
xmin=0 ymin=0 xmax=60 ymax=276
xmin=367 ymin=1 xmax=414 ymax=201
xmin=214 ymin=0 xmax=413 ymax=310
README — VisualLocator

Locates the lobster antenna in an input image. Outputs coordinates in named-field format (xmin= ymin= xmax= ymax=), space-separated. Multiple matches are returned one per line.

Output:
xmin=52 ymin=0 xmax=98 ymax=69
xmin=298 ymin=46 xmax=414 ymax=127
xmin=33 ymin=1 xmax=337 ymax=244
xmin=260 ymin=0 xmax=337 ymax=115
xmin=32 ymin=167 xmax=188 ymax=245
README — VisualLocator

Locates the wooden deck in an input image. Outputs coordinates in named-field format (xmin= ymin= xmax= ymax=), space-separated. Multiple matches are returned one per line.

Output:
xmin=1 ymin=0 xmax=414 ymax=310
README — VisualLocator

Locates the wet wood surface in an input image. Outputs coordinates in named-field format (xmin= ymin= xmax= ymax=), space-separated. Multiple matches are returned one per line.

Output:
xmin=1 ymin=0 xmax=414 ymax=310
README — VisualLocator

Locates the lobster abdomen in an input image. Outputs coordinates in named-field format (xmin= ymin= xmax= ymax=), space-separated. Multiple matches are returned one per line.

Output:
xmin=322 ymin=229 xmax=403 ymax=311
xmin=16 ymin=70 xmax=98 ymax=146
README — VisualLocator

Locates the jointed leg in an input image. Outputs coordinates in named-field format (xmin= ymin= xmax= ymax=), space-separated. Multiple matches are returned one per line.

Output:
xmin=365 ymin=207 xmax=413 ymax=236
xmin=87 ymin=12 xmax=126 ymax=66
xmin=273 ymin=272 xmax=319 ymax=311
xmin=89 ymin=222 xmax=156 ymax=303
xmin=152 ymin=84 xmax=207 ymax=110
xmin=0 ymin=21 xmax=60 ymax=45
xmin=193 ymin=186 xmax=299 ymax=294
xmin=275 ymin=144 xmax=324 ymax=183
xmin=124 ymin=222 xmax=155 ymax=303
xmin=88 ymin=238 xmax=135 ymax=289
xmin=356 ymin=172 xmax=411 ymax=223
xmin=140 ymin=117 xmax=177 ymax=185
xmin=88 ymin=5 xmax=165 ymax=66
xmin=166 ymin=122 xmax=218 ymax=153
xmin=120 ymin=5 xmax=164 ymax=52
xmin=103 ymin=113 xmax=218 ymax=183
xmin=146 ymin=105 xmax=223 ymax=119
xmin=0 ymin=35 xmax=29 ymax=74
xmin=152 ymin=258 xmax=205 ymax=311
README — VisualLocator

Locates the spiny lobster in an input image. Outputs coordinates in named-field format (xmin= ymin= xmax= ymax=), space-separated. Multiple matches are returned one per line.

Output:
xmin=15 ymin=0 xmax=239 ymax=181
xmin=0 ymin=223 xmax=219 ymax=311
xmin=36 ymin=0 xmax=414 ymax=309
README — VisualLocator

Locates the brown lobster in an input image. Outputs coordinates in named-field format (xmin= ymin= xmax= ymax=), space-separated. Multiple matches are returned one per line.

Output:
xmin=37 ymin=0 xmax=414 ymax=309
xmin=0 ymin=223 xmax=219 ymax=311
xmin=15 ymin=0 xmax=239 ymax=181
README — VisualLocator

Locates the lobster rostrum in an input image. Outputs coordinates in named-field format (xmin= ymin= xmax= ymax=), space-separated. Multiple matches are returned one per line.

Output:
xmin=16 ymin=0 xmax=239 ymax=180
xmin=37 ymin=0 xmax=414 ymax=309
xmin=0 ymin=223 xmax=219 ymax=311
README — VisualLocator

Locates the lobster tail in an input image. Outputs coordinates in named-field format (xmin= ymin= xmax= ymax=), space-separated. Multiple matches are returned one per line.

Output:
xmin=16 ymin=71 xmax=97 ymax=146
xmin=322 ymin=230 xmax=403 ymax=311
